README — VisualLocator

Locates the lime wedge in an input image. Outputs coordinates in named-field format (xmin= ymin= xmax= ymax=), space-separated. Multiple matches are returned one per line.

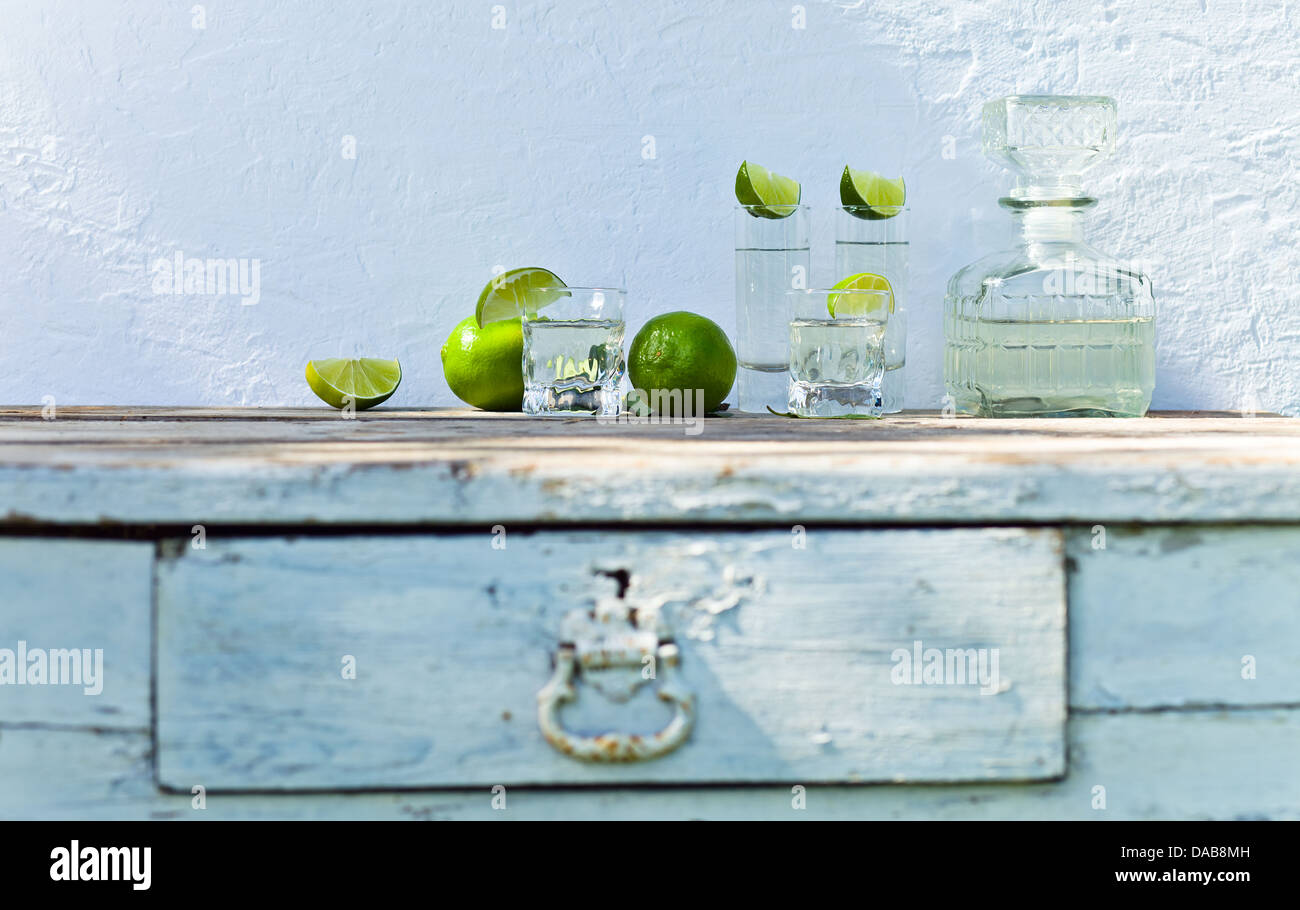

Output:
xmin=474 ymin=267 xmax=567 ymax=327
xmin=840 ymin=166 xmax=905 ymax=219
xmin=827 ymin=272 xmax=894 ymax=317
xmin=306 ymin=358 xmax=402 ymax=410
xmin=735 ymin=160 xmax=801 ymax=219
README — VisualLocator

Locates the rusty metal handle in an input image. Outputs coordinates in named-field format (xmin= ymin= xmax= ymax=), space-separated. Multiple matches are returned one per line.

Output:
xmin=537 ymin=644 xmax=695 ymax=763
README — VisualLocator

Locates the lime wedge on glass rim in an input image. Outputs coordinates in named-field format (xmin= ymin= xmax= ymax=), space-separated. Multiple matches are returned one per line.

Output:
xmin=735 ymin=160 xmax=801 ymax=219
xmin=827 ymin=272 xmax=894 ymax=318
xmin=305 ymin=358 xmax=402 ymax=410
xmin=474 ymin=267 xmax=568 ymax=326
xmin=840 ymin=166 xmax=905 ymax=220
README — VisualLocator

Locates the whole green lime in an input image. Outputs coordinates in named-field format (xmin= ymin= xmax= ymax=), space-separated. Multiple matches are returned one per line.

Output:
xmin=628 ymin=312 xmax=736 ymax=416
xmin=441 ymin=316 xmax=524 ymax=411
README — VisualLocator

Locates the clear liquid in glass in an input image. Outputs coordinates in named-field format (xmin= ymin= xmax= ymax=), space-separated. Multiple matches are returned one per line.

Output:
xmin=523 ymin=319 xmax=625 ymax=416
xmin=787 ymin=317 xmax=886 ymax=417
xmin=835 ymin=214 xmax=908 ymax=413
xmin=734 ymin=206 xmax=809 ymax=413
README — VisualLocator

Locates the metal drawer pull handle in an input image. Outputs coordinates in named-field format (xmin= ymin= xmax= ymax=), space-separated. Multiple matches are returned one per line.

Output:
xmin=538 ymin=643 xmax=694 ymax=762
xmin=537 ymin=602 xmax=696 ymax=763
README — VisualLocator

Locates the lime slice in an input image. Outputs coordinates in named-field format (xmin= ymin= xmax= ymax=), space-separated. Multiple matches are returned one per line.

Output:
xmin=827 ymin=272 xmax=894 ymax=318
xmin=474 ymin=267 xmax=567 ymax=327
xmin=306 ymin=358 xmax=402 ymax=410
xmin=840 ymin=166 xmax=905 ymax=220
xmin=735 ymin=160 xmax=801 ymax=219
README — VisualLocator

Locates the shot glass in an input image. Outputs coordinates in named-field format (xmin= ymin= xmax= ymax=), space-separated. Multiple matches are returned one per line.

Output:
xmin=786 ymin=287 xmax=891 ymax=418
xmin=522 ymin=287 xmax=626 ymax=417
xmin=735 ymin=204 xmax=811 ymax=413
xmin=834 ymin=206 xmax=908 ymax=412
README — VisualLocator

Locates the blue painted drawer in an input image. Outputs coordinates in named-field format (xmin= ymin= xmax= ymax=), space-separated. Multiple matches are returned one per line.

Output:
xmin=156 ymin=528 xmax=1066 ymax=789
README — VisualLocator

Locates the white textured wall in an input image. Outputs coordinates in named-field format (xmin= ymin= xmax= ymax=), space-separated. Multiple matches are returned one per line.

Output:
xmin=1 ymin=0 xmax=1296 ymax=412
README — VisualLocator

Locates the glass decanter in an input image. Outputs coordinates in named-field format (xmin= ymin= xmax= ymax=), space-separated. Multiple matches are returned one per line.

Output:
xmin=944 ymin=95 xmax=1155 ymax=417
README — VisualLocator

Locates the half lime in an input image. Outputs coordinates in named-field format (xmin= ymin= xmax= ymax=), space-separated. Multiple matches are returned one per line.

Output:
xmin=306 ymin=358 xmax=402 ymax=410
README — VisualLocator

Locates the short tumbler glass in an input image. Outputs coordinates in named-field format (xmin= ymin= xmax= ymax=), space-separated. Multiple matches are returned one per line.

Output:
xmin=786 ymin=287 xmax=891 ymax=418
xmin=522 ymin=287 xmax=626 ymax=417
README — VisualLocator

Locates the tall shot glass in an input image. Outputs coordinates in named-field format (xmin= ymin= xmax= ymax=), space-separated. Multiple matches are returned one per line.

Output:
xmin=835 ymin=205 xmax=908 ymax=412
xmin=522 ymin=287 xmax=626 ymax=417
xmin=735 ymin=204 xmax=811 ymax=413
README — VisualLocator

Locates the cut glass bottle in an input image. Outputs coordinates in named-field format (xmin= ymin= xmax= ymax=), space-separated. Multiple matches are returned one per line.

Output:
xmin=944 ymin=95 xmax=1155 ymax=417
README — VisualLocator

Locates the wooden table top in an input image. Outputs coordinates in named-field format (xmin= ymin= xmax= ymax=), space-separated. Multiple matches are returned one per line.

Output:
xmin=0 ymin=408 xmax=1296 ymax=527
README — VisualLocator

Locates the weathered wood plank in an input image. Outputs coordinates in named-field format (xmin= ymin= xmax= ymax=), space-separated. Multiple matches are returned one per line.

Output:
xmin=0 ymin=410 xmax=1298 ymax=526
xmin=156 ymin=529 xmax=1066 ymax=789
xmin=1069 ymin=525 xmax=1300 ymax=709
xmin=6 ymin=711 xmax=1296 ymax=819
xmin=0 ymin=538 xmax=152 ymax=729
xmin=0 ymin=407 xmax=1276 ymax=421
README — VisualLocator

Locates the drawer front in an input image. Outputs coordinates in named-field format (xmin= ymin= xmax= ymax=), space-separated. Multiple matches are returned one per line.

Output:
xmin=0 ymin=538 xmax=152 ymax=729
xmin=1069 ymin=524 xmax=1300 ymax=709
xmin=156 ymin=528 xmax=1065 ymax=789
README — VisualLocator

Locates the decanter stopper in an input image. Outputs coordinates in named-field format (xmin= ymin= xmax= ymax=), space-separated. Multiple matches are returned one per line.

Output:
xmin=981 ymin=95 xmax=1117 ymax=201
